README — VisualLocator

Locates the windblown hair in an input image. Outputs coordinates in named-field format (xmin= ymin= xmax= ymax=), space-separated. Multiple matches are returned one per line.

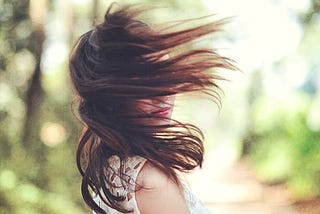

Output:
xmin=69 ymin=4 xmax=236 ymax=214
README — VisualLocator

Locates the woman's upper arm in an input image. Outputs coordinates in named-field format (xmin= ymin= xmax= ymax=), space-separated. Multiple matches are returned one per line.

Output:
xmin=135 ymin=163 xmax=189 ymax=214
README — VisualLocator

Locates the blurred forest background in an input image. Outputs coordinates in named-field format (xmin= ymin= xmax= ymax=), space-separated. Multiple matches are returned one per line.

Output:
xmin=0 ymin=0 xmax=319 ymax=213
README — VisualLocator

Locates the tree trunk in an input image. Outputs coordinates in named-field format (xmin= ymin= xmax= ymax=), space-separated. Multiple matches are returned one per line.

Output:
xmin=22 ymin=30 xmax=44 ymax=146
xmin=22 ymin=0 xmax=47 ymax=147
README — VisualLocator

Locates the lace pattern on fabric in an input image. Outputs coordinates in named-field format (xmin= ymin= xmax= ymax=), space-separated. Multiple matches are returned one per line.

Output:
xmin=183 ymin=184 xmax=212 ymax=214
xmin=93 ymin=155 xmax=146 ymax=214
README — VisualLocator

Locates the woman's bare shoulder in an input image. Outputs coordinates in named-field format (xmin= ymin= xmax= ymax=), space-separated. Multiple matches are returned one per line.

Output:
xmin=135 ymin=162 xmax=189 ymax=214
xmin=136 ymin=161 xmax=170 ymax=188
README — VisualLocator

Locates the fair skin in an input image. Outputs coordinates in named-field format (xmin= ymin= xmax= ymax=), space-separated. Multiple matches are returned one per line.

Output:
xmin=134 ymin=95 xmax=190 ymax=214
xmin=135 ymin=95 xmax=176 ymax=126
xmin=136 ymin=162 xmax=190 ymax=214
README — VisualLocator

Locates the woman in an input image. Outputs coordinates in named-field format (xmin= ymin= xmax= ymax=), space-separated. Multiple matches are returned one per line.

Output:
xmin=69 ymin=4 xmax=236 ymax=214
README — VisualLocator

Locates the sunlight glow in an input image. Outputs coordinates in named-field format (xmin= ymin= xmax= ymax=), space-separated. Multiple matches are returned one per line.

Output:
xmin=202 ymin=0 xmax=304 ymax=71
xmin=40 ymin=122 xmax=66 ymax=147
xmin=72 ymin=0 xmax=90 ymax=6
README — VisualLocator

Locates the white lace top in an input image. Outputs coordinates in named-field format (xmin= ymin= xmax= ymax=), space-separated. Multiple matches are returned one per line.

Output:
xmin=93 ymin=155 xmax=212 ymax=214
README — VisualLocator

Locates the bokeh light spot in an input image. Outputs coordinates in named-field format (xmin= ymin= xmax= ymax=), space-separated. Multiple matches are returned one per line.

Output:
xmin=40 ymin=122 xmax=66 ymax=147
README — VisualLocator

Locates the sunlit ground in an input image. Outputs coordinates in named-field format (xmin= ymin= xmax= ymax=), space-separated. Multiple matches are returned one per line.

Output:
xmin=186 ymin=150 xmax=297 ymax=214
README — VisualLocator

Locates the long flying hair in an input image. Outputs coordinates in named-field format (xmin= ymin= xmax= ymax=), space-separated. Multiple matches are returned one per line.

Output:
xmin=69 ymin=4 xmax=236 ymax=214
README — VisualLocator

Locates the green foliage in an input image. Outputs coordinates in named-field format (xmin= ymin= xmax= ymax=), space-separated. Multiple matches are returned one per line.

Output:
xmin=0 ymin=170 xmax=86 ymax=214
xmin=247 ymin=93 xmax=320 ymax=199
xmin=0 ymin=0 xmax=86 ymax=212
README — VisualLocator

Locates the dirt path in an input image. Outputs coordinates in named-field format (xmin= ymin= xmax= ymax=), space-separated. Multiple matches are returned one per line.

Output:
xmin=185 ymin=151 xmax=299 ymax=214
